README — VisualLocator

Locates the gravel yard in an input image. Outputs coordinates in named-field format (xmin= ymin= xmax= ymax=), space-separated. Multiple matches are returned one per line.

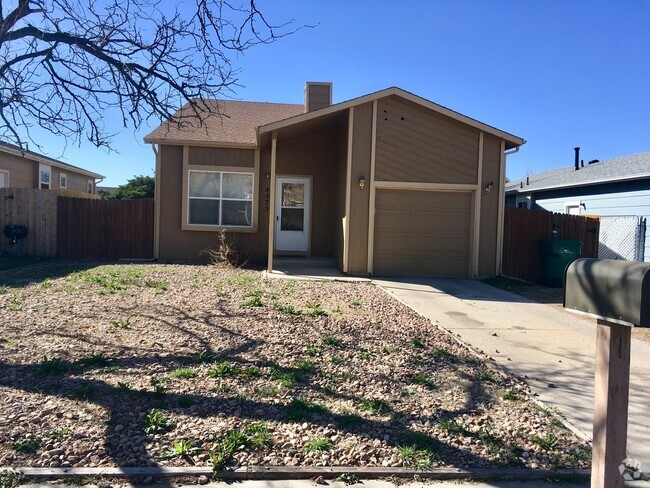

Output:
xmin=0 ymin=262 xmax=591 ymax=471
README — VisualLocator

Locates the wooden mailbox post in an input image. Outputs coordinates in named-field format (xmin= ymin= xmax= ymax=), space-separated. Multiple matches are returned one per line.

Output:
xmin=564 ymin=258 xmax=650 ymax=488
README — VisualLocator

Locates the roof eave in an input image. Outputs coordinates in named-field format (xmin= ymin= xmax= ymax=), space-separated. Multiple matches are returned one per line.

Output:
xmin=143 ymin=138 xmax=257 ymax=149
xmin=505 ymin=172 xmax=650 ymax=194
xmin=0 ymin=144 xmax=104 ymax=179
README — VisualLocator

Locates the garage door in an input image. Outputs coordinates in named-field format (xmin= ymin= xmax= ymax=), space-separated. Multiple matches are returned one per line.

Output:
xmin=373 ymin=190 xmax=472 ymax=278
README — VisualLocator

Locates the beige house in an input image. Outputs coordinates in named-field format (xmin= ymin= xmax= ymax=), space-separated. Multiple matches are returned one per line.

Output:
xmin=0 ymin=141 xmax=104 ymax=193
xmin=145 ymin=83 xmax=525 ymax=278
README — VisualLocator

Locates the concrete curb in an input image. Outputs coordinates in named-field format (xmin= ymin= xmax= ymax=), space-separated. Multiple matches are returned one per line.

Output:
xmin=11 ymin=466 xmax=590 ymax=481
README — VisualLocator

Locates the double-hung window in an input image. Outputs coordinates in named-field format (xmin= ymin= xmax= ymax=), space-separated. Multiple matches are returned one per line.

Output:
xmin=39 ymin=163 xmax=51 ymax=189
xmin=188 ymin=170 xmax=254 ymax=227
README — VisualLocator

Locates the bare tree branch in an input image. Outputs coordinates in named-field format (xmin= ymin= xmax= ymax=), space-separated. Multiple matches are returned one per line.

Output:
xmin=0 ymin=0 xmax=310 ymax=151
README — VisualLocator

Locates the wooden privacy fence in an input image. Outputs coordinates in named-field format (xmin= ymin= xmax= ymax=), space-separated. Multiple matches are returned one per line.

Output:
xmin=57 ymin=198 xmax=154 ymax=260
xmin=0 ymin=188 xmax=97 ymax=256
xmin=502 ymin=207 xmax=600 ymax=283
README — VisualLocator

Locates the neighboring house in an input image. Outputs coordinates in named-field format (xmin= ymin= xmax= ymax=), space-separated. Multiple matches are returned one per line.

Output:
xmin=144 ymin=83 xmax=525 ymax=278
xmin=505 ymin=150 xmax=650 ymax=262
xmin=0 ymin=141 xmax=104 ymax=193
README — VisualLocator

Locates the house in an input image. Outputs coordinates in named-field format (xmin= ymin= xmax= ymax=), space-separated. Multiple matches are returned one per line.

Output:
xmin=505 ymin=149 xmax=650 ymax=261
xmin=0 ymin=141 xmax=104 ymax=193
xmin=144 ymin=83 xmax=525 ymax=278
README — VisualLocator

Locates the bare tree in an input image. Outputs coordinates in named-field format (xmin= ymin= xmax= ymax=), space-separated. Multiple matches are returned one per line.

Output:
xmin=0 ymin=0 xmax=301 ymax=150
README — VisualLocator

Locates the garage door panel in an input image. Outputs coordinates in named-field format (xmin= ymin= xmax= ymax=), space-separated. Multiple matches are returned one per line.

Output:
xmin=373 ymin=189 xmax=471 ymax=278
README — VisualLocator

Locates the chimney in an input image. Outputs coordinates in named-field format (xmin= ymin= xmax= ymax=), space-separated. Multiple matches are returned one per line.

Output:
xmin=304 ymin=82 xmax=332 ymax=113
xmin=574 ymin=147 xmax=580 ymax=171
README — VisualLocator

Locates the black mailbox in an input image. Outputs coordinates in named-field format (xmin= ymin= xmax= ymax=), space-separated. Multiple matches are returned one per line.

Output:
xmin=564 ymin=258 xmax=650 ymax=327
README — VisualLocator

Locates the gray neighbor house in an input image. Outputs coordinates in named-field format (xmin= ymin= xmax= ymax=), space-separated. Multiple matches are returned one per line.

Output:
xmin=505 ymin=149 xmax=650 ymax=262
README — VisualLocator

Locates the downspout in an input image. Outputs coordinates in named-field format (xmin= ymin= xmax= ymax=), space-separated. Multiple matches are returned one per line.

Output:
xmin=497 ymin=143 xmax=523 ymax=276
xmin=151 ymin=144 xmax=160 ymax=260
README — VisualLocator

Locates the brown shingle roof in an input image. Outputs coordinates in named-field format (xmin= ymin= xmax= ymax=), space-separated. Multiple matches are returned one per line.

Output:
xmin=143 ymin=100 xmax=304 ymax=146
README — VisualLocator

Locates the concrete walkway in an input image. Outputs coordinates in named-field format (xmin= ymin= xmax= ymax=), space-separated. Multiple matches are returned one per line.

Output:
xmin=375 ymin=278 xmax=650 ymax=469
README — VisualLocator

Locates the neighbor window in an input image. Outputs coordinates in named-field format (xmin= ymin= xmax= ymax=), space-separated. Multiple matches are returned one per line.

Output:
xmin=39 ymin=163 xmax=51 ymax=189
xmin=188 ymin=170 xmax=253 ymax=227
xmin=0 ymin=170 xmax=8 ymax=188
xmin=60 ymin=173 xmax=67 ymax=189
xmin=515 ymin=195 xmax=531 ymax=209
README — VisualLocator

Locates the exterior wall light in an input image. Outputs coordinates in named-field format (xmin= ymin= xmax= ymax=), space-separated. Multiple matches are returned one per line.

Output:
xmin=358 ymin=177 xmax=366 ymax=190
xmin=485 ymin=182 xmax=494 ymax=193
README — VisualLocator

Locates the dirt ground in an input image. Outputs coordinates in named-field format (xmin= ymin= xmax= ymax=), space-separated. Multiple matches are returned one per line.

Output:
xmin=0 ymin=262 xmax=591 ymax=471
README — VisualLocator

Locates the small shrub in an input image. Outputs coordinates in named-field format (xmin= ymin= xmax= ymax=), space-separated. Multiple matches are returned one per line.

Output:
xmin=0 ymin=469 xmax=23 ymax=488
xmin=12 ymin=435 xmax=42 ymax=454
xmin=144 ymin=408 xmax=172 ymax=433
xmin=205 ymin=230 xmax=246 ymax=268
xmin=38 ymin=357 xmax=68 ymax=375
xmin=208 ymin=362 xmax=239 ymax=378
xmin=8 ymin=299 xmax=22 ymax=312
xmin=171 ymin=367 xmax=197 ymax=379
xmin=409 ymin=337 xmax=425 ymax=348
xmin=322 ymin=336 xmax=343 ymax=347
xmin=150 ymin=376 xmax=169 ymax=394
xmin=304 ymin=437 xmax=332 ymax=453
xmin=361 ymin=398 xmax=391 ymax=416
xmin=570 ymin=444 xmax=592 ymax=461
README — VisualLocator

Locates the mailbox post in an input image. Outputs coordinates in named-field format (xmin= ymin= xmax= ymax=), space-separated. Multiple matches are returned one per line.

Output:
xmin=564 ymin=258 xmax=650 ymax=488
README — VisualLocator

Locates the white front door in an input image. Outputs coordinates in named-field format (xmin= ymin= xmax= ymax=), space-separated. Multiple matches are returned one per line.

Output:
xmin=275 ymin=176 xmax=311 ymax=252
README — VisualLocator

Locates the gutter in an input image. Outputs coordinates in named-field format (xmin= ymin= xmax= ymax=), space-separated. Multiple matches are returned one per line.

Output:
xmin=505 ymin=171 xmax=650 ymax=195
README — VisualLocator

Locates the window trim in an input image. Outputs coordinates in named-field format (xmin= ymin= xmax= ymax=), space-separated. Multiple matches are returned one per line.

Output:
xmin=565 ymin=200 xmax=581 ymax=215
xmin=0 ymin=169 xmax=9 ymax=188
xmin=39 ymin=163 xmax=51 ymax=189
xmin=59 ymin=173 xmax=67 ymax=189
xmin=87 ymin=179 xmax=94 ymax=194
xmin=181 ymin=151 xmax=259 ymax=233
xmin=515 ymin=195 xmax=531 ymax=209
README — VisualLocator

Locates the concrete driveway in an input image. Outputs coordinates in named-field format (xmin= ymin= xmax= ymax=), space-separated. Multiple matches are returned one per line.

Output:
xmin=375 ymin=278 xmax=650 ymax=469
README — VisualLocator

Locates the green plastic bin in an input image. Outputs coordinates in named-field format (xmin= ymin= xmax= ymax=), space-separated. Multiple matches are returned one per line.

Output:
xmin=539 ymin=239 xmax=582 ymax=288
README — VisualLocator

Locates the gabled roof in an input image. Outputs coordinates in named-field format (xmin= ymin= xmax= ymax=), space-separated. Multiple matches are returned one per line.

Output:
xmin=0 ymin=141 xmax=105 ymax=179
xmin=506 ymin=151 xmax=650 ymax=194
xmin=259 ymin=87 xmax=525 ymax=149
xmin=143 ymin=100 xmax=304 ymax=146
xmin=144 ymin=87 xmax=526 ymax=149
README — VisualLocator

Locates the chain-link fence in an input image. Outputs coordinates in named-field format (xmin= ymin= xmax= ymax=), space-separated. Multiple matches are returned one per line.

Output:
xmin=598 ymin=215 xmax=646 ymax=261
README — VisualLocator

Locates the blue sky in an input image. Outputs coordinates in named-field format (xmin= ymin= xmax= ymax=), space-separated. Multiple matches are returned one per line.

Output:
xmin=25 ymin=0 xmax=650 ymax=186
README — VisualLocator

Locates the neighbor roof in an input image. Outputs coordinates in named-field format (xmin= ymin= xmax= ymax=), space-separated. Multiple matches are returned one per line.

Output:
xmin=0 ymin=141 xmax=105 ymax=179
xmin=506 ymin=151 xmax=650 ymax=194
xmin=143 ymin=100 xmax=304 ymax=146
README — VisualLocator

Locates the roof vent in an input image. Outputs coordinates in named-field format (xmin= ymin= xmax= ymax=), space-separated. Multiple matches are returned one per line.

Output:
xmin=304 ymin=82 xmax=332 ymax=113
xmin=588 ymin=159 xmax=600 ymax=165
xmin=574 ymin=147 xmax=580 ymax=171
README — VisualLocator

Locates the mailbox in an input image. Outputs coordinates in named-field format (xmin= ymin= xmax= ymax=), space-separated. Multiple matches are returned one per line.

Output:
xmin=564 ymin=258 xmax=650 ymax=327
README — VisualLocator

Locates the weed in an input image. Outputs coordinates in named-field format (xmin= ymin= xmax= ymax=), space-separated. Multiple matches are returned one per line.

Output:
xmin=196 ymin=350 xmax=220 ymax=363
xmin=304 ymin=437 xmax=332 ymax=453
xmin=271 ymin=369 xmax=298 ymax=388
xmin=430 ymin=348 xmax=457 ymax=361
xmin=305 ymin=302 xmax=326 ymax=318
xmin=322 ymin=336 xmax=343 ymax=347
xmin=551 ymin=418 xmax=565 ymax=429
xmin=0 ymin=286 xmax=7 ymax=294
xmin=0 ymin=469 xmax=23 ymax=488
xmin=41 ymin=279 xmax=53 ymax=289
xmin=12 ymin=435 xmax=42 ymax=454
xmin=243 ymin=366 xmax=261 ymax=378
xmin=331 ymin=306 xmax=342 ymax=314
xmin=398 ymin=431 xmax=439 ymax=469
xmin=144 ymin=408 xmax=172 ymax=434
xmin=150 ymin=377 xmax=169 ymax=394
xmin=44 ymin=427 xmax=70 ymax=439
xmin=285 ymin=397 xmax=327 ymax=422
xmin=295 ymin=360 xmax=317 ymax=374
xmin=95 ymin=365 xmax=120 ymax=375
xmin=502 ymin=389 xmax=520 ymax=401
xmin=349 ymin=300 xmax=361 ymax=307
xmin=356 ymin=350 xmax=372 ymax=360
xmin=110 ymin=317 xmax=132 ymax=329
xmin=330 ymin=355 xmax=343 ymax=365
xmin=409 ymin=337 xmax=425 ymax=348
xmin=335 ymin=408 xmax=364 ymax=427
xmin=412 ymin=373 xmax=436 ymax=389
xmin=242 ymin=290 xmax=264 ymax=307
xmin=208 ymin=362 xmax=239 ymax=378
xmin=478 ymin=370 xmax=496 ymax=383
xmin=244 ymin=422 xmax=272 ymax=449
xmin=159 ymin=439 xmax=200 ymax=460
xmin=336 ymin=473 xmax=360 ymax=486
xmin=532 ymin=432 xmax=557 ymax=450
xmin=383 ymin=346 xmax=397 ymax=354
xmin=171 ymin=367 xmax=197 ymax=379
xmin=437 ymin=420 xmax=470 ymax=436
xmin=569 ymin=444 xmax=592 ymax=461
xmin=276 ymin=303 xmax=301 ymax=315
xmin=145 ymin=280 xmax=167 ymax=294
xmin=307 ymin=347 xmax=322 ymax=357
xmin=255 ymin=385 xmax=280 ymax=397
xmin=77 ymin=354 xmax=113 ymax=369
xmin=8 ymin=299 xmax=22 ymax=312
xmin=117 ymin=382 xmax=133 ymax=391
xmin=233 ymin=274 xmax=257 ymax=285
xmin=67 ymin=385 xmax=98 ymax=401
xmin=361 ymin=398 xmax=391 ymax=416
xmin=38 ymin=357 xmax=68 ymax=375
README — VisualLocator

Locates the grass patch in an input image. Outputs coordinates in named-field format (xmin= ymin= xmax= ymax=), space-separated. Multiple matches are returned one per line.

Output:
xmin=349 ymin=300 xmax=360 ymax=307
xmin=335 ymin=408 xmax=364 ymax=427
xmin=243 ymin=366 xmax=261 ymax=378
xmin=412 ymin=373 xmax=436 ymax=389
xmin=356 ymin=350 xmax=372 ymax=360
xmin=532 ymin=432 xmax=557 ymax=450
xmin=409 ymin=337 xmax=425 ymax=348
xmin=242 ymin=290 xmax=264 ymax=307
xmin=307 ymin=347 xmax=322 ymax=357
xmin=502 ymin=389 xmax=521 ymax=401
xmin=208 ymin=362 xmax=239 ymax=378
xmin=255 ymin=385 xmax=281 ymax=397
xmin=285 ymin=397 xmax=328 ymax=422
xmin=569 ymin=444 xmax=592 ymax=461
xmin=196 ymin=350 xmax=220 ymax=363
xmin=0 ymin=468 xmax=23 ymax=488
xmin=8 ymin=299 xmax=22 ymax=312
xmin=322 ymin=336 xmax=343 ymax=347
xmin=478 ymin=370 xmax=496 ymax=383
xmin=67 ymin=384 xmax=98 ymax=401
xmin=383 ymin=346 xmax=397 ymax=354
xmin=430 ymin=348 xmax=456 ymax=361
xmin=244 ymin=422 xmax=272 ymax=449
xmin=276 ymin=303 xmax=301 ymax=315
xmin=176 ymin=394 xmax=196 ymax=408
xmin=330 ymin=355 xmax=343 ymax=365
xmin=37 ymin=357 xmax=68 ymax=376
xmin=304 ymin=437 xmax=332 ymax=453
xmin=271 ymin=368 xmax=298 ymax=388
xmin=76 ymin=353 xmax=113 ymax=369
xmin=171 ymin=367 xmax=197 ymax=379
xmin=360 ymin=398 xmax=391 ymax=416
xmin=305 ymin=302 xmax=326 ymax=318
xmin=233 ymin=274 xmax=257 ymax=286
xmin=398 ymin=432 xmax=439 ymax=469
xmin=295 ymin=360 xmax=317 ymax=374
xmin=437 ymin=420 xmax=470 ymax=436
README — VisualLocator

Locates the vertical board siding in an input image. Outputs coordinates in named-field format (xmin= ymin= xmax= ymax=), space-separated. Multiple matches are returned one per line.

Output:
xmin=374 ymin=96 xmax=479 ymax=184
xmin=57 ymin=198 xmax=154 ymax=260
xmin=502 ymin=207 xmax=600 ymax=283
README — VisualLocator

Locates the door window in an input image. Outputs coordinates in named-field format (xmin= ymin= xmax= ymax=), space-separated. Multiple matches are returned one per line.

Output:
xmin=280 ymin=183 xmax=305 ymax=231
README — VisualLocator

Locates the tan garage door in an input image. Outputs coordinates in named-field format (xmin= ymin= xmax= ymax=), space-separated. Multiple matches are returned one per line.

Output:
xmin=373 ymin=190 xmax=472 ymax=278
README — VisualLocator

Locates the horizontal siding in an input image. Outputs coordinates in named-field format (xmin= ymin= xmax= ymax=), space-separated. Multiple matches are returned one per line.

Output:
xmin=0 ymin=153 xmax=36 ymax=187
xmin=373 ymin=190 xmax=471 ymax=277
xmin=375 ymin=96 xmax=479 ymax=184
xmin=188 ymin=146 xmax=255 ymax=167
xmin=534 ymin=187 xmax=650 ymax=262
